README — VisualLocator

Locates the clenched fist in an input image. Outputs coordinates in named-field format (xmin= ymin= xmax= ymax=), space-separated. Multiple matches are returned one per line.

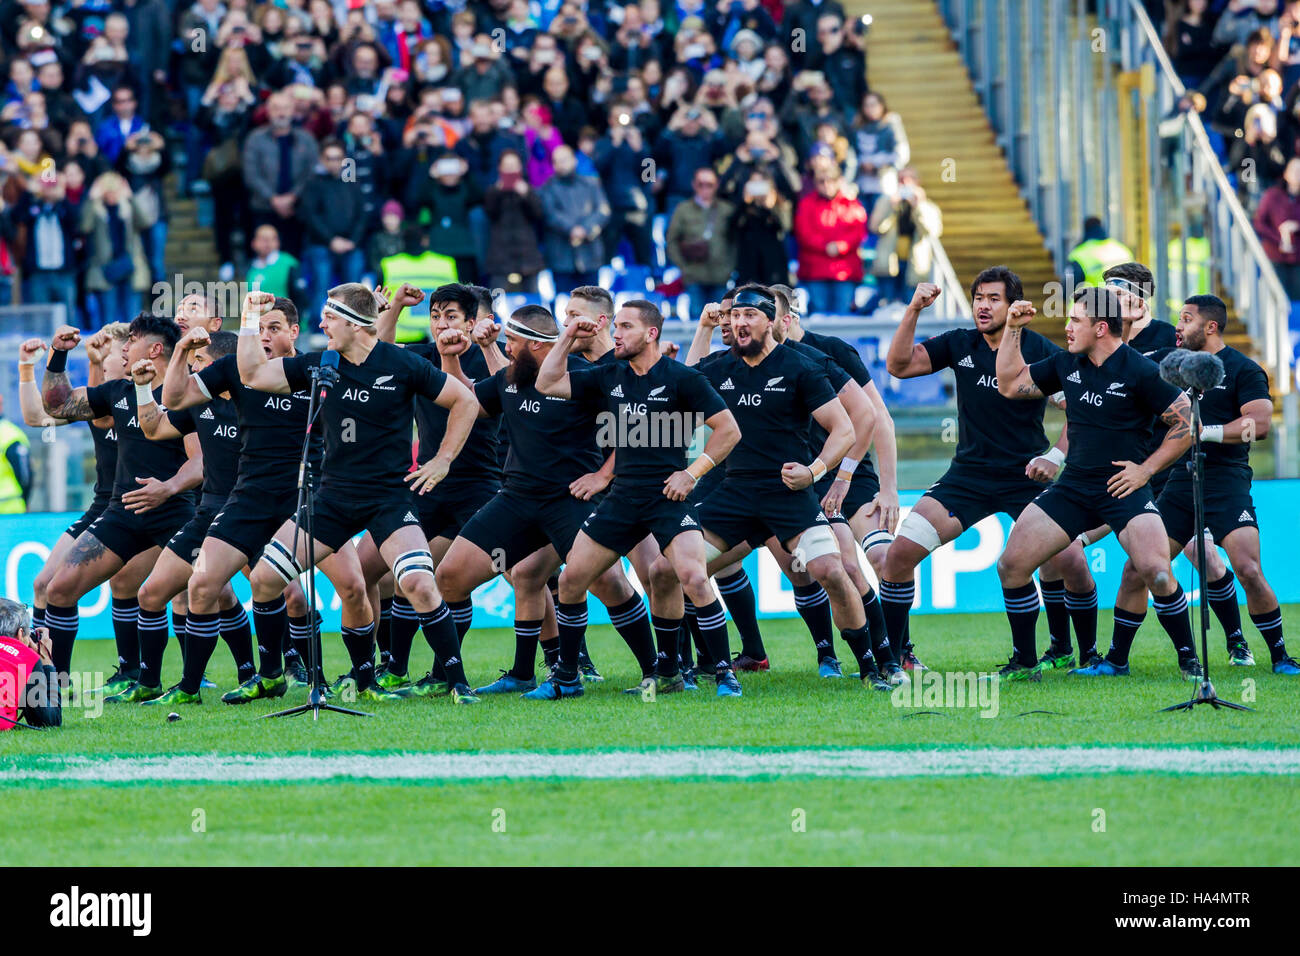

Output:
xmin=909 ymin=283 xmax=941 ymax=311
xmin=51 ymin=326 xmax=81 ymax=351
xmin=242 ymin=290 xmax=275 ymax=317
xmin=179 ymin=326 xmax=211 ymax=352
xmin=130 ymin=358 xmax=157 ymax=385
xmin=19 ymin=338 xmax=47 ymax=364
xmin=1007 ymin=300 xmax=1036 ymax=328
xmin=471 ymin=317 xmax=502 ymax=347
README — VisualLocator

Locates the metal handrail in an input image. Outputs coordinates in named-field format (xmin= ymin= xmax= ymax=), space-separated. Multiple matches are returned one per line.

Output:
xmin=938 ymin=0 xmax=1294 ymax=395
xmin=927 ymin=230 xmax=974 ymax=318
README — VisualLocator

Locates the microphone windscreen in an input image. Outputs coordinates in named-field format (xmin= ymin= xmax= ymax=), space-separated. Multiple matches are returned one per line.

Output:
xmin=1159 ymin=349 xmax=1192 ymax=389
xmin=320 ymin=350 xmax=340 ymax=370
xmin=1182 ymin=350 xmax=1225 ymax=392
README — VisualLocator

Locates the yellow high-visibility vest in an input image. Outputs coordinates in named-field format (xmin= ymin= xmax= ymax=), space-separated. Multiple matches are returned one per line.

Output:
xmin=0 ymin=419 xmax=30 ymax=514
xmin=1166 ymin=236 xmax=1211 ymax=316
xmin=380 ymin=252 xmax=459 ymax=343
xmin=1070 ymin=237 xmax=1135 ymax=286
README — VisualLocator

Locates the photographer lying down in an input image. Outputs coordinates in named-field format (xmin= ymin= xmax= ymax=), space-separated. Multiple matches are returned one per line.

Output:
xmin=0 ymin=598 xmax=61 ymax=730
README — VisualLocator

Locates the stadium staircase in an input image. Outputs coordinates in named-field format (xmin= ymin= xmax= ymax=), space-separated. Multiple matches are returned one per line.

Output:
xmin=848 ymin=0 xmax=1064 ymax=341
xmin=162 ymin=178 xmax=221 ymax=291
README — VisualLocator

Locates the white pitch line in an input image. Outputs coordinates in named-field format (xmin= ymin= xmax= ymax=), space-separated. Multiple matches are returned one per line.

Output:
xmin=2 ymin=747 xmax=1300 ymax=785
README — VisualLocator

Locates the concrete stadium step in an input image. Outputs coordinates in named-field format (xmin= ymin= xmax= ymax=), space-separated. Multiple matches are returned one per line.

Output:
xmin=163 ymin=174 xmax=220 ymax=288
xmin=855 ymin=0 xmax=1064 ymax=343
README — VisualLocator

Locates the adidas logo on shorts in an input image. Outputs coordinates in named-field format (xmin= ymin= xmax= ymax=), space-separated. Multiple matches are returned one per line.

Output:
xmin=1144 ymin=501 xmax=1159 ymax=511
xmin=610 ymin=384 xmax=624 ymax=398
xmin=200 ymin=407 xmax=214 ymax=419
xmin=958 ymin=355 xmax=975 ymax=368
xmin=680 ymin=513 xmax=697 ymax=527
xmin=403 ymin=511 xmax=417 ymax=522
xmin=115 ymin=398 xmax=129 ymax=410
xmin=719 ymin=378 xmax=734 ymax=390
xmin=1067 ymin=371 xmax=1082 ymax=383
xmin=1239 ymin=510 xmax=1253 ymax=523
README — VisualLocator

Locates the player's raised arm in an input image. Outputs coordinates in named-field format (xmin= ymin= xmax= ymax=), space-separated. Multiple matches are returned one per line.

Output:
xmin=1109 ymin=393 xmax=1194 ymax=500
xmin=376 ymin=283 xmax=424 ymax=344
xmin=130 ymin=359 xmax=185 ymax=441
xmin=18 ymin=339 xmax=65 ymax=427
xmin=41 ymin=326 xmax=97 ymax=421
xmin=686 ymin=302 xmax=723 ymax=367
xmin=885 ymin=284 xmax=940 ymax=378
xmin=470 ymin=317 xmax=508 ymax=375
xmin=237 ymin=292 xmax=292 ymax=394
xmin=538 ymin=317 xmax=596 ymax=398
xmin=995 ymin=301 xmax=1044 ymax=399
xmin=162 ymin=327 xmax=216 ymax=410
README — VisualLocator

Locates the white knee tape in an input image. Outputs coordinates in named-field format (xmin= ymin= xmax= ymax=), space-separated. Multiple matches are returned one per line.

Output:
xmin=897 ymin=512 xmax=942 ymax=554
xmin=862 ymin=529 xmax=894 ymax=553
xmin=394 ymin=549 xmax=435 ymax=586
xmin=704 ymin=540 xmax=723 ymax=564
xmin=795 ymin=524 xmax=840 ymax=563
xmin=261 ymin=539 xmax=305 ymax=585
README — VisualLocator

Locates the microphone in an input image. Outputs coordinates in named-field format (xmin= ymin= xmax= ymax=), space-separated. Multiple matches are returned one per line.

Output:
xmin=1158 ymin=349 xmax=1192 ymax=389
xmin=1182 ymin=351 xmax=1225 ymax=393
xmin=316 ymin=350 xmax=340 ymax=400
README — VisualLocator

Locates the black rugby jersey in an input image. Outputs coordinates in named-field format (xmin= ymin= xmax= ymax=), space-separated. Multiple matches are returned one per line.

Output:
xmin=407 ymin=342 xmax=501 ymax=482
xmin=85 ymin=380 xmax=188 ymax=503
xmin=167 ymin=396 xmax=240 ymax=500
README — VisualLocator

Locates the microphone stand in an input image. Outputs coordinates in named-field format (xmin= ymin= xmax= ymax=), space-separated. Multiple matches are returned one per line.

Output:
xmin=265 ymin=361 xmax=371 ymax=720
xmin=1160 ymin=386 xmax=1252 ymax=713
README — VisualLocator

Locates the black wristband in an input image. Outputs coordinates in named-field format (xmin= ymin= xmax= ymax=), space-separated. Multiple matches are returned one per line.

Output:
xmin=46 ymin=347 xmax=68 ymax=373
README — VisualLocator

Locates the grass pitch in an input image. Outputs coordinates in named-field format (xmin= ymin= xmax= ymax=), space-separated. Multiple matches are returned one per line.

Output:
xmin=3 ymin=607 xmax=1298 ymax=866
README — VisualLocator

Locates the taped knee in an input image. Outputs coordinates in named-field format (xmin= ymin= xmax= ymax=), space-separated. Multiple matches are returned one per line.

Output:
xmin=394 ymin=549 xmax=436 ymax=589
xmin=795 ymin=524 xmax=839 ymax=564
xmin=260 ymin=539 xmax=305 ymax=586
xmin=897 ymin=512 xmax=942 ymax=555
xmin=862 ymin=529 xmax=894 ymax=553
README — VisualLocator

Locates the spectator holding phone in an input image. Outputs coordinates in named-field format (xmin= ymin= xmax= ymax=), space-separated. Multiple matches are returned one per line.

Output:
xmin=484 ymin=149 xmax=545 ymax=292
xmin=540 ymin=144 xmax=611 ymax=292
xmin=667 ymin=165 xmax=735 ymax=320
xmin=869 ymin=166 xmax=943 ymax=306
xmin=728 ymin=169 xmax=790 ymax=286
xmin=405 ymin=151 xmax=482 ymax=282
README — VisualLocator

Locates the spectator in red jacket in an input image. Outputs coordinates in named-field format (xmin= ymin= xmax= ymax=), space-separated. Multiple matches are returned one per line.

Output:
xmin=1254 ymin=155 xmax=1300 ymax=298
xmin=793 ymin=155 xmax=866 ymax=314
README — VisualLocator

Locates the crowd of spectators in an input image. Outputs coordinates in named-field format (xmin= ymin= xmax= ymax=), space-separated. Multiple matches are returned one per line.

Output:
xmin=1163 ymin=0 xmax=1300 ymax=298
xmin=0 ymin=0 xmax=931 ymax=329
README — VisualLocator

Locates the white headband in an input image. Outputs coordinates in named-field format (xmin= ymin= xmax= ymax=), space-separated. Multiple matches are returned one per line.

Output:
xmin=503 ymin=316 xmax=559 ymax=342
xmin=1104 ymin=276 xmax=1150 ymax=300
xmin=324 ymin=298 xmax=375 ymax=327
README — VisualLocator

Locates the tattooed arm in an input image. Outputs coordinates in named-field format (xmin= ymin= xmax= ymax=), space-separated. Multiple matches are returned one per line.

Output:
xmin=994 ymin=303 xmax=1044 ymax=399
xmin=41 ymin=326 xmax=97 ymax=422
xmin=1107 ymin=393 xmax=1194 ymax=499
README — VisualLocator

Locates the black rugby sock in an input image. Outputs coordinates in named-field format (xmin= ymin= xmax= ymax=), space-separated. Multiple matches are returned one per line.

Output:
xmin=137 ymin=608 xmax=171 ymax=689
xmin=1066 ymin=586 xmax=1099 ymax=660
xmin=421 ymin=604 xmax=467 ymax=687
xmin=717 ymin=569 xmax=764 ymax=659
xmin=607 ymin=594 xmax=657 ymax=677
xmin=449 ymin=598 xmax=474 ymax=643
xmin=862 ymin=586 xmax=893 ymax=664
xmin=219 ymin=604 xmax=255 ymax=684
xmin=1001 ymin=583 xmax=1040 ymax=666
xmin=511 ymin=619 xmax=542 ymax=681
xmin=677 ymin=602 xmax=696 ymax=669
xmin=376 ymin=596 xmax=393 ymax=662
xmin=44 ymin=603 xmax=78 ymax=676
xmin=1152 ymin=585 xmax=1196 ymax=662
xmin=693 ymin=599 xmax=732 ymax=674
xmin=387 ymin=599 xmax=419 ymax=678
xmin=180 ymin=611 xmax=220 ymax=695
xmin=540 ymin=638 xmax=561 ymax=669
xmin=1206 ymin=571 xmax=1245 ymax=648
xmin=839 ymin=625 xmax=875 ymax=676
xmin=878 ymin=579 xmax=914 ymax=660
xmin=340 ymin=621 xmax=377 ymax=689
xmin=792 ymin=582 xmax=833 ymax=662
xmin=1039 ymin=579 xmax=1069 ymax=651
xmin=1106 ymin=608 xmax=1145 ymax=667
xmin=1250 ymin=607 xmax=1287 ymax=664
xmin=171 ymin=611 xmax=188 ymax=667
xmin=110 ymin=596 xmax=139 ymax=673
xmin=554 ymin=601 xmax=587 ymax=682
xmin=652 ymin=615 xmax=683 ymax=678
xmin=253 ymin=597 xmax=287 ymax=677
xmin=682 ymin=598 xmax=708 ymax=664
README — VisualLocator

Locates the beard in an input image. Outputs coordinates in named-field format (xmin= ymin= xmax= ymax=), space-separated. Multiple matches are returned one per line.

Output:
xmin=733 ymin=337 xmax=765 ymax=358
xmin=507 ymin=347 xmax=540 ymax=388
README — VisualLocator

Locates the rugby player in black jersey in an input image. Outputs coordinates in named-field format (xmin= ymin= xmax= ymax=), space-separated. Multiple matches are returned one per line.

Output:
xmin=237 ymin=286 xmax=480 ymax=703
xmin=173 ymin=292 xmax=225 ymax=336
xmin=1108 ymin=295 xmax=1297 ymax=675
xmin=351 ymin=282 xmax=507 ymax=695
xmin=534 ymin=299 xmax=742 ymax=697
xmin=996 ymin=286 xmax=1201 ymax=679
xmin=881 ymin=268 xmax=1095 ymax=678
xmin=18 ymin=324 xmax=163 ymax=696
xmin=39 ymin=316 xmax=203 ymax=686
xmin=161 ymin=301 xmax=354 ymax=703
xmin=104 ymin=331 xmax=254 ymax=705
xmin=690 ymin=286 xmax=892 ymax=690
xmin=435 ymin=305 xmax=660 ymax=697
